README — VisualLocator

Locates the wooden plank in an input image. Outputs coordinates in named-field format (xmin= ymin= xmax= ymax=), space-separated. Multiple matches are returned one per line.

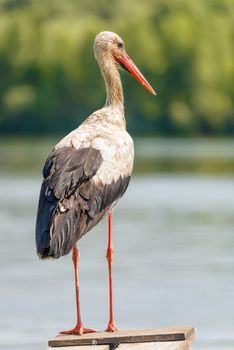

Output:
xmin=117 ymin=340 xmax=190 ymax=350
xmin=48 ymin=327 xmax=195 ymax=348
xmin=48 ymin=346 xmax=108 ymax=350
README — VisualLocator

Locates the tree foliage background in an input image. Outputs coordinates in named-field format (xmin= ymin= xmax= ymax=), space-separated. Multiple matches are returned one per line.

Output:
xmin=0 ymin=0 xmax=233 ymax=136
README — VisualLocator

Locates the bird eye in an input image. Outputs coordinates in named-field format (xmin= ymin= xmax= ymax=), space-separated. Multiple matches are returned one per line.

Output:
xmin=117 ymin=42 xmax=123 ymax=49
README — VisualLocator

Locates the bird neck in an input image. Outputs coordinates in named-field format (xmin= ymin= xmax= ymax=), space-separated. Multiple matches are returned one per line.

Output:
xmin=100 ymin=56 xmax=124 ymax=113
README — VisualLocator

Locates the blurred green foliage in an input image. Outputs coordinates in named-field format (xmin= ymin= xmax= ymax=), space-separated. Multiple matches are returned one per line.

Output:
xmin=0 ymin=0 xmax=233 ymax=136
xmin=1 ymin=138 xmax=234 ymax=175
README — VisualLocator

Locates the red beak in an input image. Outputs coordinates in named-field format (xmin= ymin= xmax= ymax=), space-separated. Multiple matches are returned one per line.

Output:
xmin=116 ymin=53 xmax=156 ymax=96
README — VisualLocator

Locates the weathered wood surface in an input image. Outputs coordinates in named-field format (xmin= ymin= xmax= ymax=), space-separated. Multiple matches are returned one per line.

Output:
xmin=117 ymin=337 xmax=194 ymax=350
xmin=48 ymin=347 xmax=108 ymax=350
xmin=114 ymin=341 xmax=190 ymax=349
xmin=48 ymin=344 xmax=188 ymax=350
xmin=48 ymin=327 xmax=195 ymax=348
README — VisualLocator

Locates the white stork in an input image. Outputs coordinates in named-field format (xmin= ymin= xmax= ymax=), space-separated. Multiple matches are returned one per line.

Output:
xmin=36 ymin=31 xmax=156 ymax=335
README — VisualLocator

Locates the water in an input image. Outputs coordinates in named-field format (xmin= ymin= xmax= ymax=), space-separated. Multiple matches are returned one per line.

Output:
xmin=0 ymin=174 xmax=234 ymax=349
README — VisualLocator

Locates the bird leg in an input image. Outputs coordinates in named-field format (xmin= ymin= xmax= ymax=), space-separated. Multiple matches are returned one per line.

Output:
xmin=106 ymin=210 xmax=118 ymax=332
xmin=60 ymin=244 xmax=97 ymax=335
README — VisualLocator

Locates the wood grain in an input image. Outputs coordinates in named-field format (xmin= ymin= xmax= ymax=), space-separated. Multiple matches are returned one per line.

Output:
xmin=48 ymin=346 xmax=108 ymax=350
xmin=117 ymin=340 xmax=191 ymax=350
xmin=48 ymin=327 xmax=195 ymax=348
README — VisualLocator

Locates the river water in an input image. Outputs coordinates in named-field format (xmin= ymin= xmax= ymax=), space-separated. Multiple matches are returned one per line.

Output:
xmin=0 ymin=173 xmax=233 ymax=349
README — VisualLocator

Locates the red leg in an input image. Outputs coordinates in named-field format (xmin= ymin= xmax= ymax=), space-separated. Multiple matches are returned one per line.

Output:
xmin=60 ymin=244 xmax=97 ymax=335
xmin=106 ymin=211 xmax=118 ymax=332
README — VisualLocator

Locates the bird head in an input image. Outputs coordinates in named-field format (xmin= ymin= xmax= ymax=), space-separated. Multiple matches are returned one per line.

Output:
xmin=94 ymin=31 xmax=156 ymax=96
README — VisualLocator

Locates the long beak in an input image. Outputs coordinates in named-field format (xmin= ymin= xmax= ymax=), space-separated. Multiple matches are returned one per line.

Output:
xmin=116 ymin=53 xmax=156 ymax=96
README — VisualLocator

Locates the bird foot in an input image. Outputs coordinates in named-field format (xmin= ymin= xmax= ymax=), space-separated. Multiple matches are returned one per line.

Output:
xmin=106 ymin=322 xmax=119 ymax=332
xmin=60 ymin=323 xmax=97 ymax=335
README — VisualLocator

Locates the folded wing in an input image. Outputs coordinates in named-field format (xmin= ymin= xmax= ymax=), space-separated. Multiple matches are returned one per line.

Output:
xmin=35 ymin=145 xmax=130 ymax=259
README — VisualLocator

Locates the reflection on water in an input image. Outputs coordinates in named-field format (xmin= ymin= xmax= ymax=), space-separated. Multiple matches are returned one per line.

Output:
xmin=0 ymin=175 xmax=233 ymax=350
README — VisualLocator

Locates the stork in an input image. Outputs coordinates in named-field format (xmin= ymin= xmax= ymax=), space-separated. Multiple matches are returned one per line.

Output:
xmin=35 ymin=31 xmax=156 ymax=335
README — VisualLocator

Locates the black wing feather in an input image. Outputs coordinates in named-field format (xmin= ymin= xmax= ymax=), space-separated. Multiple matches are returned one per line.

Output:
xmin=35 ymin=146 xmax=130 ymax=259
xmin=36 ymin=147 xmax=102 ymax=258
